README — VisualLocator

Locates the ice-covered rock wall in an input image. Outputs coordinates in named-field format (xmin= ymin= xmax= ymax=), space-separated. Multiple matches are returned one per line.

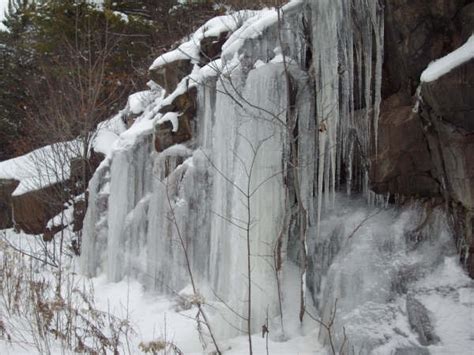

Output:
xmin=80 ymin=0 xmax=474 ymax=353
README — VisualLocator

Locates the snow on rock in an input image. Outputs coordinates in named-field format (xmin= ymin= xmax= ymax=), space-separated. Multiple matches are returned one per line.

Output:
xmin=0 ymin=140 xmax=81 ymax=196
xmin=127 ymin=90 xmax=155 ymax=115
xmin=421 ymin=35 xmax=474 ymax=82
xmin=92 ymin=130 xmax=119 ymax=156
xmin=157 ymin=112 xmax=180 ymax=132
xmin=221 ymin=0 xmax=303 ymax=59
xmin=149 ymin=10 xmax=257 ymax=70
xmin=270 ymin=46 xmax=295 ymax=65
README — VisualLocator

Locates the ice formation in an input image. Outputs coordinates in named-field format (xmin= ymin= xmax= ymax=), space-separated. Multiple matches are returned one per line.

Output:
xmin=80 ymin=0 xmax=473 ymax=353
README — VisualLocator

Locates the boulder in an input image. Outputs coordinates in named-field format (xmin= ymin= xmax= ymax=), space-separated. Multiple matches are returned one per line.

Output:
xmin=383 ymin=0 xmax=465 ymax=97
xmin=394 ymin=347 xmax=430 ymax=355
xmin=421 ymin=59 xmax=474 ymax=132
xmin=370 ymin=94 xmax=440 ymax=197
xmin=155 ymin=87 xmax=197 ymax=152
xmin=73 ymin=198 xmax=87 ymax=233
xmin=159 ymin=87 xmax=198 ymax=116
xmin=418 ymin=58 xmax=474 ymax=277
xmin=0 ymin=179 xmax=19 ymax=229
xmin=420 ymin=57 xmax=474 ymax=210
xmin=155 ymin=116 xmax=193 ymax=153
xmin=70 ymin=150 xmax=105 ymax=190
xmin=43 ymin=224 xmax=66 ymax=242
xmin=380 ymin=0 xmax=474 ymax=278
xmin=406 ymin=294 xmax=440 ymax=346
xmin=12 ymin=182 xmax=68 ymax=235
xmin=149 ymin=59 xmax=193 ymax=95
xmin=200 ymin=31 xmax=229 ymax=62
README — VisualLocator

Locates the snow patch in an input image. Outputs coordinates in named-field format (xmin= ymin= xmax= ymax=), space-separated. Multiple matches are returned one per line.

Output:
xmin=421 ymin=35 xmax=474 ymax=82
xmin=0 ymin=140 xmax=81 ymax=196
xmin=157 ymin=112 xmax=180 ymax=133
xmin=149 ymin=11 xmax=256 ymax=70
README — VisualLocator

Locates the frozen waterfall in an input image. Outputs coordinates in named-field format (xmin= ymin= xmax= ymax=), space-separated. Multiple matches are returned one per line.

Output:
xmin=80 ymin=0 xmax=473 ymax=353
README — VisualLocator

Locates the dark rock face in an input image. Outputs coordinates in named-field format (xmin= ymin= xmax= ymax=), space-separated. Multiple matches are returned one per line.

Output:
xmin=383 ymin=0 xmax=466 ymax=97
xmin=200 ymin=32 xmax=229 ymax=61
xmin=418 ymin=58 xmax=474 ymax=277
xmin=375 ymin=0 xmax=469 ymax=196
xmin=155 ymin=118 xmax=193 ymax=153
xmin=155 ymin=87 xmax=197 ymax=152
xmin=12 ymin=182 xmax=68 ymax=235
xmin=458 ymin=2 xmax=474 ymax=41
xmin=373 ymin=0 xmax=474 ymax=277
xmin=150 ymin=59 xmax=193 ymax=95
xmin=371 ymin=94 xmax=440 ymax=197
xmin=421 ymin=59 xmax=474 ymax=132
xmin=0 ymin=179 xmax=19 ymax=229
xmin=73 ymin=198 xmax=87 ymax=233
xmin=0 ymin=151 xmax=105 ymax=237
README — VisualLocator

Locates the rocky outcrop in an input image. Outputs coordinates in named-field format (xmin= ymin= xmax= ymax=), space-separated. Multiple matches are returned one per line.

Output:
xmin=12 ymin=182 xmax=68 ymax=235
xmin=458 ymin=2 xmax=474 ymax=41
xmin=0 ymin=151 xmax=105 ymax=237
xmin=418 ymin=58 xmax=474 ymax=277
xmin=0 ymin=179 xmax=19 ymax=229
xmin=394 ymin=347 xmax=430 ymax=355
xmin=382 ymin=0 xmax=466 ymax=97
xmin=155 ymin=117 xmax=193 ymax=152
xmin=370 ymin=94 xmax=440 ymax=197
xmin=150 ymin=59 xmax=193 ymax=95
xmin=200 ymin=31 xmax=229 ymax=61
xmin=155 ymin=82 xmax=197 ymax=152
xmin=372 ymin=0 xmax=474 ymax=277
xmin=421 ymin=59 xmax=474 ymax=132
xmin=374 ymin=0 xmax=469 ymax=196
xmin=406 ymin=294 xmax=440 ymax=346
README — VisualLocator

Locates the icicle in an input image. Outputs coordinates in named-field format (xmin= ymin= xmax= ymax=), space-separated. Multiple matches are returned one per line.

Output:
xmin=317 ymin=130 xmax=327 ymax=238
xmin=311 ymin=0 xmax=385 ymax=230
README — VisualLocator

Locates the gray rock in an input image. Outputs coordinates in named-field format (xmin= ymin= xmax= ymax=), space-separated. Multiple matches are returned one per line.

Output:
xmin=0 ymin=179 xmax=19 ymax=229
xmin=395 ymin=347 xmax=430 ymax=355
xmin=406 ymin=294 xmax=440 ymax=346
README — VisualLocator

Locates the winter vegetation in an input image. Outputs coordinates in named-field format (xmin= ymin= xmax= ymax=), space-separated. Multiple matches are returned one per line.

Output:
xmin=1 ymin=0 xmax=474 ymax=354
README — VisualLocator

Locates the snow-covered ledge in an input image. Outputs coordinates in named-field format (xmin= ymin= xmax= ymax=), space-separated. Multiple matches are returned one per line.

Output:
xmin=420 ymin=34 xmax=474 ymax=82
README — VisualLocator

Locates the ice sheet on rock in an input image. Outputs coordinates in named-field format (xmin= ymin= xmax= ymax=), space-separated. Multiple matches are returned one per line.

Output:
xmin=421 ymin=35 xmax=474 ymax=82
xmin=159 ymin=144 xmax=193 ymax=158
xmin=207 ymin=63 xmax=294 ymax=336
xmin=221 ymin=0 xmax=304 ymax=59
xmin=310 ymin=196 xmax=474 ymax=354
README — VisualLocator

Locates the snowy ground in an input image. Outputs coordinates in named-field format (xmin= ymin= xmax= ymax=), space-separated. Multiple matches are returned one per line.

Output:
xmin=0 ymin=228 xmax=326 ymax=355
xmin=2 ymin=200 xmax=474 ymax=355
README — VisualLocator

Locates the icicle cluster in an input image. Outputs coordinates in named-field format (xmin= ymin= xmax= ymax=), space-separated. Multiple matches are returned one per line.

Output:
xmin=81 ymin=0 xmax=385 ymax=343
xmin=310 ymin=0 xmax=384 ymax=230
